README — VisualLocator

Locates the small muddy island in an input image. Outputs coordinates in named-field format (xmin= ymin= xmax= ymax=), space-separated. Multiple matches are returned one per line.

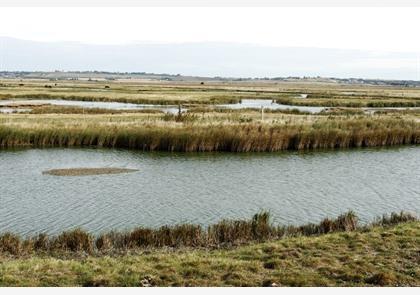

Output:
xmin=43 ymin=167 xmax=138 ymax=176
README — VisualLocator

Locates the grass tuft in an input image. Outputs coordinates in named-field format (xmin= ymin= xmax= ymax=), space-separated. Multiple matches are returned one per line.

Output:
xmin=51 ymin=229 xmax=94 ymax=253
xmin=0 ymin=233 xmax=22 ymax=255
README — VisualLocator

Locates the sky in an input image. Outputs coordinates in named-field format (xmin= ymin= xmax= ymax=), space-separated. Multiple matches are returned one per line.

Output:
xmin=0 ymin=7 xmax=419 ymax=79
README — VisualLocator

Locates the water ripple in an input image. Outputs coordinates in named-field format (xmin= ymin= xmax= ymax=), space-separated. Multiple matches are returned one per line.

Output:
xmin=0 ymin=146 xmax=419 ymax=235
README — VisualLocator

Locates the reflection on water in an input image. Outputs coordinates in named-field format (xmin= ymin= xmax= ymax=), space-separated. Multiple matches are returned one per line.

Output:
xmin=0 ymin=99 xmax=180 ymax=114
xmin=0 ymin=146 xmax=419 ymax=235
xmin=217 ymin=99 xmax=325 ymax=113
xmin=1 ymin=98 xmax=419 ymax=114
xmin=0 ymin=108 xmax=32 ymax=113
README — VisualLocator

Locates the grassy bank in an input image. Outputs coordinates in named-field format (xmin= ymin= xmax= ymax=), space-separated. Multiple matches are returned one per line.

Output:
xmin=0 ymin=214 xmax=418 ymax=286
xmin=0 ymin=117 xmax=419 ymax=151
xmin=0 ymin=211 xmax=346 ymax=256
xmin=0 ymin=211 xmax=416 ymax=256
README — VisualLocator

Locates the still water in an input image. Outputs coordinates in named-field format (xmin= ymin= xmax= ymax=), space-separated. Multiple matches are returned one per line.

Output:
xmin=217 ymin=99 xmax=326 ymax=113
xmin=0 ymin=99 xmax=180 ymax=113
xmin=0 ymin=98 xmax=322 ymax=113
xmin=0 ymin=147 xmax=419 ymax=235
xmin=1 ymin=99 xmax=419 ymax=114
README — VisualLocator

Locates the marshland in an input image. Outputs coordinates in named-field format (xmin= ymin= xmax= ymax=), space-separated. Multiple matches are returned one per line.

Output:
xmin=0 ymin=77 xmax=419 ymax=286
xmin=1 ymin=79 xmax=419 ymax=150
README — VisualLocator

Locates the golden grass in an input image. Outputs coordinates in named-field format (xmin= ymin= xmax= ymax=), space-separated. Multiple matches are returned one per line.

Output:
xmin=0 ymin=116 xmax=418 ymax=151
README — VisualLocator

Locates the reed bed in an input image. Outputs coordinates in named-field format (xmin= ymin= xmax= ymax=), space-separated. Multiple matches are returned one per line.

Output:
xmin=0 ymin=118 xmax=418 ymax=151
xmin=0 ymin=211 xmax=416 ymax=256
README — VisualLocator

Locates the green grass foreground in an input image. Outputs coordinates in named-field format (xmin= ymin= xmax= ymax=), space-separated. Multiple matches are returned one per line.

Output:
xmin=0 ymin=212 xmax=418 ymax=286
xmin=0 ymin=222 xmax=418 ymax=287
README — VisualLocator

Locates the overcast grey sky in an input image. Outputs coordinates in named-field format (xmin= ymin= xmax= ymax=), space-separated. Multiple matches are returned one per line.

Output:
xmin=0 ymin=7 xmax=419 ymax=79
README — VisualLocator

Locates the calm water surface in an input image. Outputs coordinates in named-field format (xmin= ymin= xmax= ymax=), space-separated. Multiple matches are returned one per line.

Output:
xmin=1 ymin=147 xmax=419 ymax=235
xmin=2 ymin=98 xmax=419 ymax=114
xmin=0 ymin=98 xmax=322 ymax=113
xmin=0 ymin=99 xmax=180 ymax=113
xmin=217 ymin=99 xmax=326 ymax=113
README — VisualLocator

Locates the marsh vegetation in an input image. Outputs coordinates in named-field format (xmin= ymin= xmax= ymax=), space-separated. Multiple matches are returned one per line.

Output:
xmin=2 ymin=79 xmax=420 ymax=107
xmin=0 ymin=79 xmax=419 ymax=152
xmin=0 ymin=116 xmax=418 ymax=151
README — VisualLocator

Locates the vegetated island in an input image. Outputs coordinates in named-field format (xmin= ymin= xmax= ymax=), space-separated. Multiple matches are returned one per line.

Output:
xmin=42 ymin=167 xmax=138 ymax=176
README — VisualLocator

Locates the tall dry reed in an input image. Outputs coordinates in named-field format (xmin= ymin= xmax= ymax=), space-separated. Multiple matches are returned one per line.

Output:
xmin=0 ymin=118 xmax=418 ymax=152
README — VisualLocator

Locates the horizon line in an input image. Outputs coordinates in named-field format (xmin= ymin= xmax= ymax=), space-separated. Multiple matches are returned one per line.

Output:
xmin=2 ymin=70 xmax=419 ymax=83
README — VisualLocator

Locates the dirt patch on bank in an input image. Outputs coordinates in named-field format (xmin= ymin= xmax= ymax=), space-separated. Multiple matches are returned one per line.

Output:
xmin=43 ymin=168 xmax=138 ymax=176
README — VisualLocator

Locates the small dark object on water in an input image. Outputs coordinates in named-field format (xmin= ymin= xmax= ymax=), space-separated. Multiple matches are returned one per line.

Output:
xmin=43 ymin=167 xmax=138 ymax=176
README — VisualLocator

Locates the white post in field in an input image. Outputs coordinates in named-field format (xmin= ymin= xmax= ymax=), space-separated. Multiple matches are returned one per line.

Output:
xmin=261 ymin=106 xmax=264 ymax=121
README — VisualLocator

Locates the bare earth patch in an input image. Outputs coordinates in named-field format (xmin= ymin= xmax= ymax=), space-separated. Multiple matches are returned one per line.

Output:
xmin=42 ymin=167 xmax=138 ymax=176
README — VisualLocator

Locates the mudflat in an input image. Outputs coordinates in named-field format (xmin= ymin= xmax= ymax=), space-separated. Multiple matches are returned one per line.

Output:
xmin=42 ymin=167 xmax=138 ymax=176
